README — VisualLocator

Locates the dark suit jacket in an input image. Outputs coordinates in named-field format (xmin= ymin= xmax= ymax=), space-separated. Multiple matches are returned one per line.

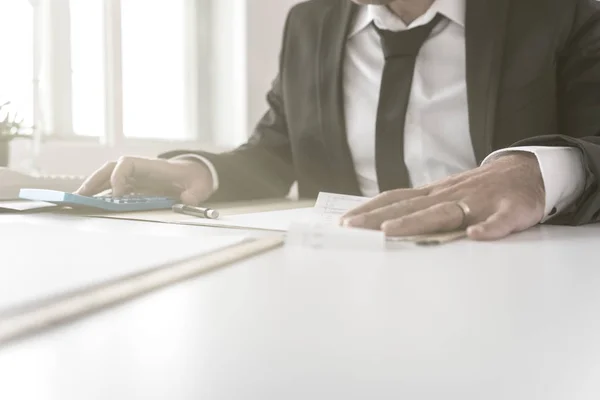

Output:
xmin=163 ymin=0 xmax=600 ymax=225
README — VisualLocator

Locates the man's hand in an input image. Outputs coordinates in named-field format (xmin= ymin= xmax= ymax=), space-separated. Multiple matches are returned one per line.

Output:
xmin=75 ymin=156 xmax=214 ymax=205
xmin=340 ymin=153 xmax=546 ymax=241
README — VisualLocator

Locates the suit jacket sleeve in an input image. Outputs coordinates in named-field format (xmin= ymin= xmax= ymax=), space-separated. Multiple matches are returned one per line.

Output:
xmin=161 ymin=14 xmax=296 ymax=203
xmin=511 ymin=0 xmax=600 ymax=225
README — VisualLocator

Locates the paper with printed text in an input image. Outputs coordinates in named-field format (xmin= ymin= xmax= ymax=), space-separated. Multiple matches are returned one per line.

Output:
xmin=178 ymin=192 xmax=465 ymax=247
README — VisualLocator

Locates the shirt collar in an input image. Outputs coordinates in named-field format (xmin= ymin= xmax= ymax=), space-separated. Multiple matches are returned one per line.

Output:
xmin=348 ymin=0 xmax=465 ymax=38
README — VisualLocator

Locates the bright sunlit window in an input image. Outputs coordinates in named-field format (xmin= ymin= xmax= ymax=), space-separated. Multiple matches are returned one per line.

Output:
xmin=0 ymin=0 xmax=34 ymax=126
xmin=121 ymin=0 xmax=188 ymax=139
xmin=2 ymin=0 xmax=207 ymax=142
xmin=70 ymin=0 xmax=105 ymax=137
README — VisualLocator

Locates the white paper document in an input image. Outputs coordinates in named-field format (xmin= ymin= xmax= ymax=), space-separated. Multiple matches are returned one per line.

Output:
xmin=286 ymin=221 xmax=385 ymax=251
xmin=177 ymin=192 xmax=465 ymax=248
xmin=179 ymin=192 xmax=370 ymax=231
xmin=0 ymin=200 xmax=57 ymax=212
xmin=179 ymin=207 xmax=313 ymax=231
xmin=177 ymin=192 xmax=386 ymax=250
xmin=286 ymin=193 xmax=385 ymax=250
xmin=313 ymin=192 xmax=369 ymax=224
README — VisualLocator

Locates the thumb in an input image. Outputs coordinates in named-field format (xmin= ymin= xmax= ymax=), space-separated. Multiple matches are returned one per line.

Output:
xmin=467 ymin=211 xmax=515 ymax=241
xmin=110 ymin=157 xmax=137 ymax=197
xmin=179 ymin=182 xmax=213 ymax=206
xmin=75 ymin=161 xmax=116 ymax=196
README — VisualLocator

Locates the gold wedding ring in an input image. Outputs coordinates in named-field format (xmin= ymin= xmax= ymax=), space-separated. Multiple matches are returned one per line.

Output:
xmin=455 ymin=201 xmax=472 ymax=230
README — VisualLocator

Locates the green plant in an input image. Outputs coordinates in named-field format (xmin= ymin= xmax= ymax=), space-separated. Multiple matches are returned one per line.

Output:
xmin=0 ymin=101 xmax=30 ymax=141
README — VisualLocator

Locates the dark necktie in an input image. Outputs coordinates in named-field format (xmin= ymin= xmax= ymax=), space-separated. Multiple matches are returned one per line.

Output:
xmin=374 ymin=14 xmax=444 ymax=191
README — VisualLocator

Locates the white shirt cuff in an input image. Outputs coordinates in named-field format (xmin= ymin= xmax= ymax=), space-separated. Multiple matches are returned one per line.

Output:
xmin=482 ymin=146 xmax=586 ymax=222
xmin=172 ymin=154 xmax=220 ymax=192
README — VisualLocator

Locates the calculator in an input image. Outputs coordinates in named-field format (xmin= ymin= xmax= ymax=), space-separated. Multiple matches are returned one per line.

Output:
xmin=19 ymin=189 xmax=177 ymax=212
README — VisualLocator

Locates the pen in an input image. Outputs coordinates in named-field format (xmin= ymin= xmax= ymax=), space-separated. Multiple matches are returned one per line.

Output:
xmin=172 ymin=204 xmax=220 ymax=219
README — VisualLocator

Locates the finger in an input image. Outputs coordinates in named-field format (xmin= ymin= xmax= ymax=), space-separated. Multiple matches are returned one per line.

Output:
xmin=110 ymin=157 xmax=138 ymax=197
xmin=128 ymin=185 xmax=175 ymax=198
xmin=85 ymin=181 xmax=113 ymax=196
xmin=381 ymin=201 xmax=467 ymax=237
xmin=467 ymin=211 xmax=516 ymax=241
xmin=340 ymin=188 xmax=430 ymax=223
xmin=75 ymin=162 xmax=116 ymax=196
xmin=343 ymin=194 xmax=445 ymax=230
xmin=110 ymin=157 xmax=176 ymax=197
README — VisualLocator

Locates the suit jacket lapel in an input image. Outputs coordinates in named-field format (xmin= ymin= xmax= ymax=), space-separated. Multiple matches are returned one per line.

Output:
xmin=317 ymin=0 xmax=361 ymax=195
xmin=465 ymin=0 xmax=510 ymax=163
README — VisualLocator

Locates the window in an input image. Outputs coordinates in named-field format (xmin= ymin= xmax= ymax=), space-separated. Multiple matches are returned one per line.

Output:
xmin=0 ymin=0 xmax=34 ymax=126
xmin=9 ymin=0 xmax=210 ymax=143
xmin=70 ymin=0 xmax=105 ymax=137
xmin=121 ymin=0 xmax=188 ymax=139
xmin=1 ymin=0 xmax=282 ymax=176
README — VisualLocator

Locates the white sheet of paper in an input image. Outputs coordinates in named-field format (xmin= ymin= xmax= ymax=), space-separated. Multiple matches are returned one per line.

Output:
xmin=179 ymin=192 xmax=464 ymax=246
xmin=176 ymin=192 xmax=385 ymax=250
xmin=178 ymin=192 xmax=370 ymax=231
xmin=313 ymin=192 xmax=370 ymax=224
xmin=0 ymin=200 xmax=57 ymax=212
xmin=0 ymin=223 xmax=246 ymax=312
xmin=286 ymin=221 xmax=385 ymax=251
xmin=178 ymin=207 xmax=315 ymax=231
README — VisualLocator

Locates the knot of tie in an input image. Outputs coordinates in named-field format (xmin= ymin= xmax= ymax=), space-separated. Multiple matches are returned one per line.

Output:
xmin=375 ymin=13 xmax=444 ymax=59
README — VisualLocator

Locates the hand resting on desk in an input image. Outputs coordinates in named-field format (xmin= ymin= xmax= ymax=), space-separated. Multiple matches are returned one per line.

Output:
xmin=75 ymin=157 xmax=214 ymax=205
xmin=341 ymin=153 xmax=546 ymax=242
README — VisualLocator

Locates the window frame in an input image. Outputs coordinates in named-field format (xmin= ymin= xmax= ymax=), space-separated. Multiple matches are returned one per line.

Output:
xmin=32 ymin=0 xmax=213 ymax=146
xmin=12 ymin=0 xmax=276 ymax=176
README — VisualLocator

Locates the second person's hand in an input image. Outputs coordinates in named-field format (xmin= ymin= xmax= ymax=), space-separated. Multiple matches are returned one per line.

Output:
xmin=75 ymin=156 xmax=215 ymax=205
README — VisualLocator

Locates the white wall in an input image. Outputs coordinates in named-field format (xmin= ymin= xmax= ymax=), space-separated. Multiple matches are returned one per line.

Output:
xmin=246 ymin=0 xmax=300 ymax=136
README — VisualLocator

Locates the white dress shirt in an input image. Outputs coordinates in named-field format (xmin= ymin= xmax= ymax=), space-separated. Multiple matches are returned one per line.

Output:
xmin=344 ymin=1 xmax=586 ymax=220
xmin=198 ymin=0 xmax=586 ymax=221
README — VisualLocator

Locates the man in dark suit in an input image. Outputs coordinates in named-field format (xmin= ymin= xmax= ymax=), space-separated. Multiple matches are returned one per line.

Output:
xmin=77 ymin=0 xmax=600 ymax=241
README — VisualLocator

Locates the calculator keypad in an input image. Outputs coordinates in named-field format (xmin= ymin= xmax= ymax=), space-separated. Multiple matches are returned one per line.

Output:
xmin=96 ymin=195 xmax=171 ymax=204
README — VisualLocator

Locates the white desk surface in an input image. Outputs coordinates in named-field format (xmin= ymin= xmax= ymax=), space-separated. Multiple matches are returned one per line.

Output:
xmin=1 ymin=213 xmax=600 ymax=400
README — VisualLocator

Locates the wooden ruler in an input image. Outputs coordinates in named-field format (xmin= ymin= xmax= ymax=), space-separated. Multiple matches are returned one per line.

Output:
xmin=0 ymin=236 xmax=284 ymax=346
